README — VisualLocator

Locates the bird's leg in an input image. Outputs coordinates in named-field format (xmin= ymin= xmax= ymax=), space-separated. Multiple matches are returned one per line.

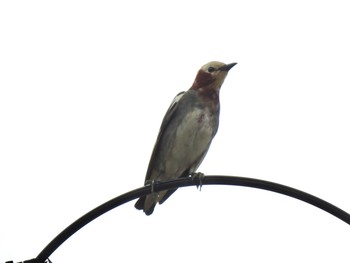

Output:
xmin=190 ymin=172 xmax=205 ymax=191
xmin=145 ymin=179 xmax=160 ymax=201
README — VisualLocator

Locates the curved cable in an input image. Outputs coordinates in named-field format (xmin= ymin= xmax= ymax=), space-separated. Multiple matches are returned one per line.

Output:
xmin=25 ymin=175 xmax=349 ymax=263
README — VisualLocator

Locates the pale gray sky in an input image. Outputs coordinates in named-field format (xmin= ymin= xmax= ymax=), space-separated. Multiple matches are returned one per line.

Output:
xmin=1 ymin=1 xmax=350 ymax=262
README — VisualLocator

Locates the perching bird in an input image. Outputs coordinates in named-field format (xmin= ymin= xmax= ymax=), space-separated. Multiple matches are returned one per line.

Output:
xmin=135 ymin=61 xmax=237 ymax=215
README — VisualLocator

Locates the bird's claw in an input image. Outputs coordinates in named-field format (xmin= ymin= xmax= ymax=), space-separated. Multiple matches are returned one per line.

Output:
xmin=191 ymin=172 xmax=205 ymax=191
xmin=145 ymin=179 xmax=160 ymax=201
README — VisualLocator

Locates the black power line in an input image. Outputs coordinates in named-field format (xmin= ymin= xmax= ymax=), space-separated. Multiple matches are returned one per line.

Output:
xmin=7 ymin=175 xmax=350 ymax=263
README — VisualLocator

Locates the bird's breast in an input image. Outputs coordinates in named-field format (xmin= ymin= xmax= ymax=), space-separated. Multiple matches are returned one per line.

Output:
xmin=171 ymin=107 xmax=217 ymax=160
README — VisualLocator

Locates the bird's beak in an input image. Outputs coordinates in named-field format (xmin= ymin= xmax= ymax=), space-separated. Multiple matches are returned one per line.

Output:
xmin=220 ymin=62 xmax=237 ymax=71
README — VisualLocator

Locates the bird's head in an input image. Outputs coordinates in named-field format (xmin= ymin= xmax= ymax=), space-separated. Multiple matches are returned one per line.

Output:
xmin=191 ymin=61 xmax=237 ymax=93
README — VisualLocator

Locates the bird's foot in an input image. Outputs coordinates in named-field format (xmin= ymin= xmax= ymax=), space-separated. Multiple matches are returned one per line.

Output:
xmin=191 ymin=172 xmax=205 ymax=191
xmin=145 ymin=179 xmax=160 ymax=201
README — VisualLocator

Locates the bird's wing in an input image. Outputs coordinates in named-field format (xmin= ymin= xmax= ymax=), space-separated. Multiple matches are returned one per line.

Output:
xmin=144 ymin=91 xmax=185 ymax=182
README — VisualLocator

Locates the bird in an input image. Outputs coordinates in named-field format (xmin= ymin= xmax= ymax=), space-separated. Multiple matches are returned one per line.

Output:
xmin=135 ymin=61 xmax=237 ymax=215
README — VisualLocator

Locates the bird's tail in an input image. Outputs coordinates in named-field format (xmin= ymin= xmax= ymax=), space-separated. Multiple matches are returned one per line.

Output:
xmin=134 ymin=195 xmax=156 ymax=216
xmin=134 ymin=189 xmax=178 ymax=215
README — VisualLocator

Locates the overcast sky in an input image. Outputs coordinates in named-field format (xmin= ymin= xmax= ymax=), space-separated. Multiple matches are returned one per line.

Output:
xmin=1 ymin=1 xmax=350 ymax=262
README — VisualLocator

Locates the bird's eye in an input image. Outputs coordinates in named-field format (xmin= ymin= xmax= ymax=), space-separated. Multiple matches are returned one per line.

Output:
xmin=208 ymin=66 xmax=216 ymax=73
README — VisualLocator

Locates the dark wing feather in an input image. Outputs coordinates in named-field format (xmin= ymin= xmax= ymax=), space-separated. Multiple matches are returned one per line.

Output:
xmin=144 ymin=91 xmax=185 ymax=182
xmin=135 ymin=91 xmax=185 ymax=213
